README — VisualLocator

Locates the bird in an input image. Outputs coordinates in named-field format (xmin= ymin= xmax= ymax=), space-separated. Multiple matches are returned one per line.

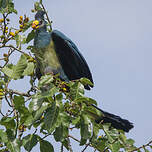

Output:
xmin=32 ymin=10 xmax=133 ymax=132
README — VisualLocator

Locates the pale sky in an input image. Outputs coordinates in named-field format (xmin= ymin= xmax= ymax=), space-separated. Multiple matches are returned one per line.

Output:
xmin=2 ymin=0 xmax=152 ymax=151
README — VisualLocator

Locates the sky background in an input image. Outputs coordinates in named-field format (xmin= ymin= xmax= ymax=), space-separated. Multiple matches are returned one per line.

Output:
xmin=2 ymin=0 xmax=152 ymax=151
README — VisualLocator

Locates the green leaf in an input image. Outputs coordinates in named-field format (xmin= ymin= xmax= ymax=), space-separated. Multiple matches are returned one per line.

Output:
xmin=80 ymin=77 xmax=94 ymax=87
xmin=75 ymin=97 xmax=97 ymax=105
xmin=0 ymin=129 xmax=8 ymax=143
xmin=143 ymin=148 xmax=150 ymax=152
xmin=15 ymin=35 xmax=26 ymax=48
xmin=13 ymin=95 xmax=25 ymax=109
xmin=80 ymin=115 xmax=91 ymax=145
xmin=7 ymin=139 xmax=21 ymax=152
xmin=94 ymin=138 xmax=107 ymax=152
xmin=38 ymin=75 xmax=54 ymax=88
xmin=29 ymin=96 xmax=44 ymax=112
xmin=0 ymin=0 xmax=17 ymax=14
xmin=70 ymin=81 xmax=84 ymax=100
xmin=34 ymin=2 xmax=42 ymax=11
xmin=53 ymin=124 xmax=68 ymax=142
xmin=24 ymin=115 xmax=34 ymax=126
xmin=72 ymin=116 xmax=80 ymax=125
xmin=1 ymin=64 xmax=14 ymax=78
xmin=12 ymin=54 xmax=28 ymax=79
xmin=6 ymin=129 xmax=15 ymax=141
xmin=33 ymin=101 xmax=49 ymax=121
xmin=44 ymin=102 xmax=59 ymax=132
xmin=109 ymin=141 xmax=121 ymax=152
xmin=53 ymin=125 xmax=64 ymax=142
xmin=0 ymin=117 xmax=16 ymax=129
xmin=26 ymin=30 xmax=35 ymax=43
xmin=23 ymin=62 xmax=35 ymax=76
xmin=40 ymin=140 xmax=54 ymax=152
xmin=126 ymin=138 xmax=135 ymax=145
xmin=23 ymin=134 xmax=38 ymax=152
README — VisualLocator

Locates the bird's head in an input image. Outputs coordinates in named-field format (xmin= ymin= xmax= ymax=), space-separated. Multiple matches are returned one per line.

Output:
xmin=32 ymin=10 xmax=46 ymax=30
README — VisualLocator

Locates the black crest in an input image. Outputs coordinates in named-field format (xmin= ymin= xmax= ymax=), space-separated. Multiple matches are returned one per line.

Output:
xmin=35 ymin=10 xmax=45 ymax=20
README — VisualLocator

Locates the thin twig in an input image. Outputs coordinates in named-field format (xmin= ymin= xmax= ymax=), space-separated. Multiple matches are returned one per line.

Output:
xmin=68 ymin=135 xmax=94 ymax=149
xmin=40 ymin=3 xmax=52 ymax=31
xmin=42 ymin=132 xmax=52 ymax=140
xmin=0 ymin=111 xmax=5 ymax=116
xmin=68 ymin=137 xmax=73 ymax=152
xmin=82 ymin=136 xmax=93 ymax=152
xmin=130 ymin=140 xmax=152 ymax=152
xmin=103 ymin=138 xmax=118 ymax=152
xmin=61 ymin=143 xmax=63 ymax=152
xmin=0 ymin=45 xmax=25 ymax=54
xmin=7 ymin=89 xmax=30 ymax=97
xmin=5 ymin=95 xmax=13 ymax=107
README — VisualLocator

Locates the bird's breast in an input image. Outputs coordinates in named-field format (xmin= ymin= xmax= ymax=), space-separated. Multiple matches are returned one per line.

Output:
xmin=43 ymin=40 xmax=61 ymax=69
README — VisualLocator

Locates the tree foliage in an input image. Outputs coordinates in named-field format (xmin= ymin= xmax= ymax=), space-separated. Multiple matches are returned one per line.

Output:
xmin=0 ymin=0 xmax=151 ymax=151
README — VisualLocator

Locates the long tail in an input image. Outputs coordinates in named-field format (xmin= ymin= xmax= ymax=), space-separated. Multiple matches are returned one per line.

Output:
xmin=91 ymin=104 xmax=134 ymax=132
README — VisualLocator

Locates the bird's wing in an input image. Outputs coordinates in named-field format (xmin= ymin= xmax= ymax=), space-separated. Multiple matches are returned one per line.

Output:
xmin=51 ymin=30 xmax=93 ymax=90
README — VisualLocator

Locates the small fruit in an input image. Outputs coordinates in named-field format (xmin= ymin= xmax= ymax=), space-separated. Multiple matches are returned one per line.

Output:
xmin=63 ymin=88 xmax=67 ymax=92
xmin=4 ymin=57 xmax=8 ymax=62
xmin=32 ymin=20 xmax=39 ymax=29
xmin=24 ymin=17 xmax=29 ymax=22
xmin=19 ymin=20 xmax=22 ymax=24
xmin=20 ymin=24 xmax=23 ymax=28
xmin=0 ymin=18 xmax=4 ymax=22
xmin=19 ymin=16 xmax=23 ymax=20
xmin=10 ymin=32 xmax=15 ymax=37
xmin=15 ymin=30 xmax=19 ymax=34
xmin=3 ymin=53 xmax=8 ymax=57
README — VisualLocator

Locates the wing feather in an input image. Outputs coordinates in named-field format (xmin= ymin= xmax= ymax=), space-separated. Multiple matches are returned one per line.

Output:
xmin=51 ymin=30 xmax=93 ymax=90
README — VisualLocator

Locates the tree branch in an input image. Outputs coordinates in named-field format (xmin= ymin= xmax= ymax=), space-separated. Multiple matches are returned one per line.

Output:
xmin=130 ymin=140 xmax=152 ymax=152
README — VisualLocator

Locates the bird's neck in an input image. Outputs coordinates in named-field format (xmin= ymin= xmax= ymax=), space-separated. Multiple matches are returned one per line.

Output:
xmin=34 ymin=29 xmax=51 ymax=48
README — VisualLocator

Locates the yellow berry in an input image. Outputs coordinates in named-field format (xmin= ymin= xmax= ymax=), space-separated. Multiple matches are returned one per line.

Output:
xmin=23 ymin=23 xmax=26 ymax=26
xmin=0 ymin=18 xmax=4 ymax=22
xmin=24 ymin=17 xmax=29 ymax=22
xmin=32 ymin=20 xmax=39 ymax=29
xmin=28 ymin=58 xmax=36 ymax=62
xmin=5 ymin=27 xmax=8 ymax=30
xmin=98 ymin=136 xmax=102 ymax=140
xmin=20 ymin=24 xmax=23 ymax=28
xmin=31 ymin=9 xmax=35 ymax=13
xmin=15 ymin=30 xmax=19 ymax=34
xmin=19 ymin=20 xmax=22 ymax=24
xmin=4 ymin=57 xmax=8 ymax=62
xmin=40 ymin=115 xmax=44 ymax=120
xmin=5 ymin=30 xmax=8 ymax=33
xmin=63 ymin=88 xmax=67 ymax=91
xmin=19 ymin=16 xmax=23 ymax=20
xmin=0 ymin=92 xmax=4 ymax=96
xmin=10 ymin=32 xmax=15 ymax=37
xmin=3 ymin=53 xmax=8 ymax=57
xmin=0 ymin=89 xmax=3 ymax=92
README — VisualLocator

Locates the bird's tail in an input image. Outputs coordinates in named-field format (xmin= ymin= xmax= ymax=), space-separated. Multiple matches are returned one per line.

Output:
xmin=91 ymin=104 xmax=133 ymax=132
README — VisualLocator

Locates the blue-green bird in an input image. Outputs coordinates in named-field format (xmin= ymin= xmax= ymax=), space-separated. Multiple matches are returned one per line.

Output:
xmin=32 ymin=11 xmax=133 ymax=132
xmin=32 ymin=11 xmax=93 ymax=90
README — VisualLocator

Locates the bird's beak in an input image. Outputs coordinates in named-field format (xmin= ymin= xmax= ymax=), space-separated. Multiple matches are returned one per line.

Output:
xmin=32 ymin=20 xmax=39 ymax=29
